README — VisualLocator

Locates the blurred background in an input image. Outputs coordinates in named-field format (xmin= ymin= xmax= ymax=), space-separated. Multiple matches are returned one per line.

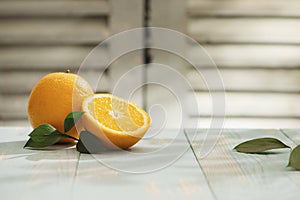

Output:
xmin=0 ymin=0 xmax=300 ymax=128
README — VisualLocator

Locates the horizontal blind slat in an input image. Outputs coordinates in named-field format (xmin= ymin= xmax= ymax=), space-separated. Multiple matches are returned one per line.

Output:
xmin=0 ymin=1 xmax=109 ymax=17
xmin=0 ymin=19 xmax=108 ymax=45
xmin=0 ymin=72 xmax=111 ymax=118
xmin=189 ymin=45 xmax=300 ymax=68
xmin=188 ymin=0 xmax=300 ymax=18
xmin=0 ymin=71 xmax=111 ymax=94
xmin=187 ymin=68 xmax=300 ymax=93
xmin=0 ymin=46 xmax=108 ymax=70
xmin=188 ymin=92 xmax=300 ymax=118
xmin=189 ymin=18 xmax=300 ymax=44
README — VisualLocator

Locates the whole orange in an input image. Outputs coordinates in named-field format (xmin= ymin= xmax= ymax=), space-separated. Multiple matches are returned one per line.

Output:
xmin=27 ymin=71 xmax=93 ymax=143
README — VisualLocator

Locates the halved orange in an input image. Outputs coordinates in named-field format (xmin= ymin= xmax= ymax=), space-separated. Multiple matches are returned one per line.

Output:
xmin=81 ymin=94 xmax=150 ymax=149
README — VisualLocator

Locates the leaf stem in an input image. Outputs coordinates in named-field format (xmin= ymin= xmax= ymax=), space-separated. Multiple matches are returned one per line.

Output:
xmin=62 ymin=133 xmax=79 ymax=141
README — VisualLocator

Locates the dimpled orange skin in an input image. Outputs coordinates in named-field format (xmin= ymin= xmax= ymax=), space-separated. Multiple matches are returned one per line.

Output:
xmin=27 ymin=72 xmax=93 ymax=143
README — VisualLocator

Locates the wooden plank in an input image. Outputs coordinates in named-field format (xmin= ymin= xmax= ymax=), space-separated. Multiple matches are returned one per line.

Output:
xmin=187 ymin=68 xmax=300 ymax=93
xmin=0 ymin=18 xmax=108 ymax=45
xmin=0 ymin=127 xmax=79 ymax=200
xmin=72 ymin=130 xmax=215 ymax=200
xmin=188 ymin=45 xmax=300 ymax=68
xmin=189 ymin=117 xmax=300 ymax=129
xmin=0 ymin=1 xmax=109 ymax=17
xmin=185 ymin=129 xmax=299 ymax=199
xmin=189 ymin=92 xmax=300 ymax=118
xmin=0 ymin=70 xmax=111 ymax=94
xmin=188 ymin=18 xmax=300 ymax=44
xmin=280 ymin=129 xmax=300 ymax=144
xmin=188 ymin=0 xmax=300 ymax=18
xmin=0 ymin=46 xmax=108 ymax=70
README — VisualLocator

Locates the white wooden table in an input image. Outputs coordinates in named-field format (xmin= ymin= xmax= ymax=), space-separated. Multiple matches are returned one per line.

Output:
xmin=0 ymin=127 xmax=299 ymax=200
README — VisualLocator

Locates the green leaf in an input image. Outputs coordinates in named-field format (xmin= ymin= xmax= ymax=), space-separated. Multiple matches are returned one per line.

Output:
xmin=76 ymin=139 xmax=90 ymax=154
xmin=25 ymin=124 xmax=68 ymax=148
xmin=24 ymin=138 xmax=45 ymax=148
xmin=76 ymin=131 xmax=108 ymax=154
xmin=288 ymin=145 xmax=300 ymax=170
xmin=64 ymin=111 xmax=84 ymax=133
xmin=234 ymin=137 xmax=290 ymax=154
xmin=29 ymin=123 xmax=56 ymax=138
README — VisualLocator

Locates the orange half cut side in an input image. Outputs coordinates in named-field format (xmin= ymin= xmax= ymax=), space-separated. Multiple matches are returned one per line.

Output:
xmin=81 ymin=94 xmax=150 ymax=149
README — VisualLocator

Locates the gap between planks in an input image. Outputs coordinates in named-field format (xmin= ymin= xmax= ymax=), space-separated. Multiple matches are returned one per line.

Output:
xmin=70 ymin=129 xmax=215 ymax=200
xmin=184 ymin=130 xmax=218 ymax=200
xmin=185 ymin=129 xmax=300 ymax=200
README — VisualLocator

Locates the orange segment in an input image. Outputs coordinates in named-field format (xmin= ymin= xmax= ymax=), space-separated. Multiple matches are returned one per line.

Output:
xmin=81 ymin=94 xmax=150 ymax=149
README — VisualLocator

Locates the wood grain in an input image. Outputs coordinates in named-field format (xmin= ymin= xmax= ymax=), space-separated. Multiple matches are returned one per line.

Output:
xmin=189 ymin=117 xmax=300 ymax=129
xmin=0 ymin=127 xmax=79 ymax=200
xmin=185 ymin=129 xmax=299 ymax=200
xmin=280 ymin=129 xmax=300 ymax=144
xmin=1 ymin=128 xmax=300 ymax=199
xmin=72 ymin=129 xmax=215 ymax=200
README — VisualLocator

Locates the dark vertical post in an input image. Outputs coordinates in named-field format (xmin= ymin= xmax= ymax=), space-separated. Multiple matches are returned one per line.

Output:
xmin=143 ymin=0 xmax=151 ymax=110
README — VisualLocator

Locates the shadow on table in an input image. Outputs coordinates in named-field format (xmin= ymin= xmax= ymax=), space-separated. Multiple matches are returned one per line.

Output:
xmin=0 ymin=140 xmax=77 ymax=161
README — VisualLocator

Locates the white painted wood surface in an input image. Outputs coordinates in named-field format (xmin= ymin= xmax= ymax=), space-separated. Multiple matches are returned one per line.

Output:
xmin=185 ymin=129 xmax=300 ymax=200
xmin=1 ymin=127 xmax=300 ymax=200
xmin=0 ymin=127 xmax=213 ymax=200
xmin=281 ymin=129 xmax=300 ymax=143
xmin=72 ymin=131 xmax=214 ymax=200
xmin=192 ymin=117 xmax=300 ymax=129
xmin=0 ymin=127 xmax=79 ymax=200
